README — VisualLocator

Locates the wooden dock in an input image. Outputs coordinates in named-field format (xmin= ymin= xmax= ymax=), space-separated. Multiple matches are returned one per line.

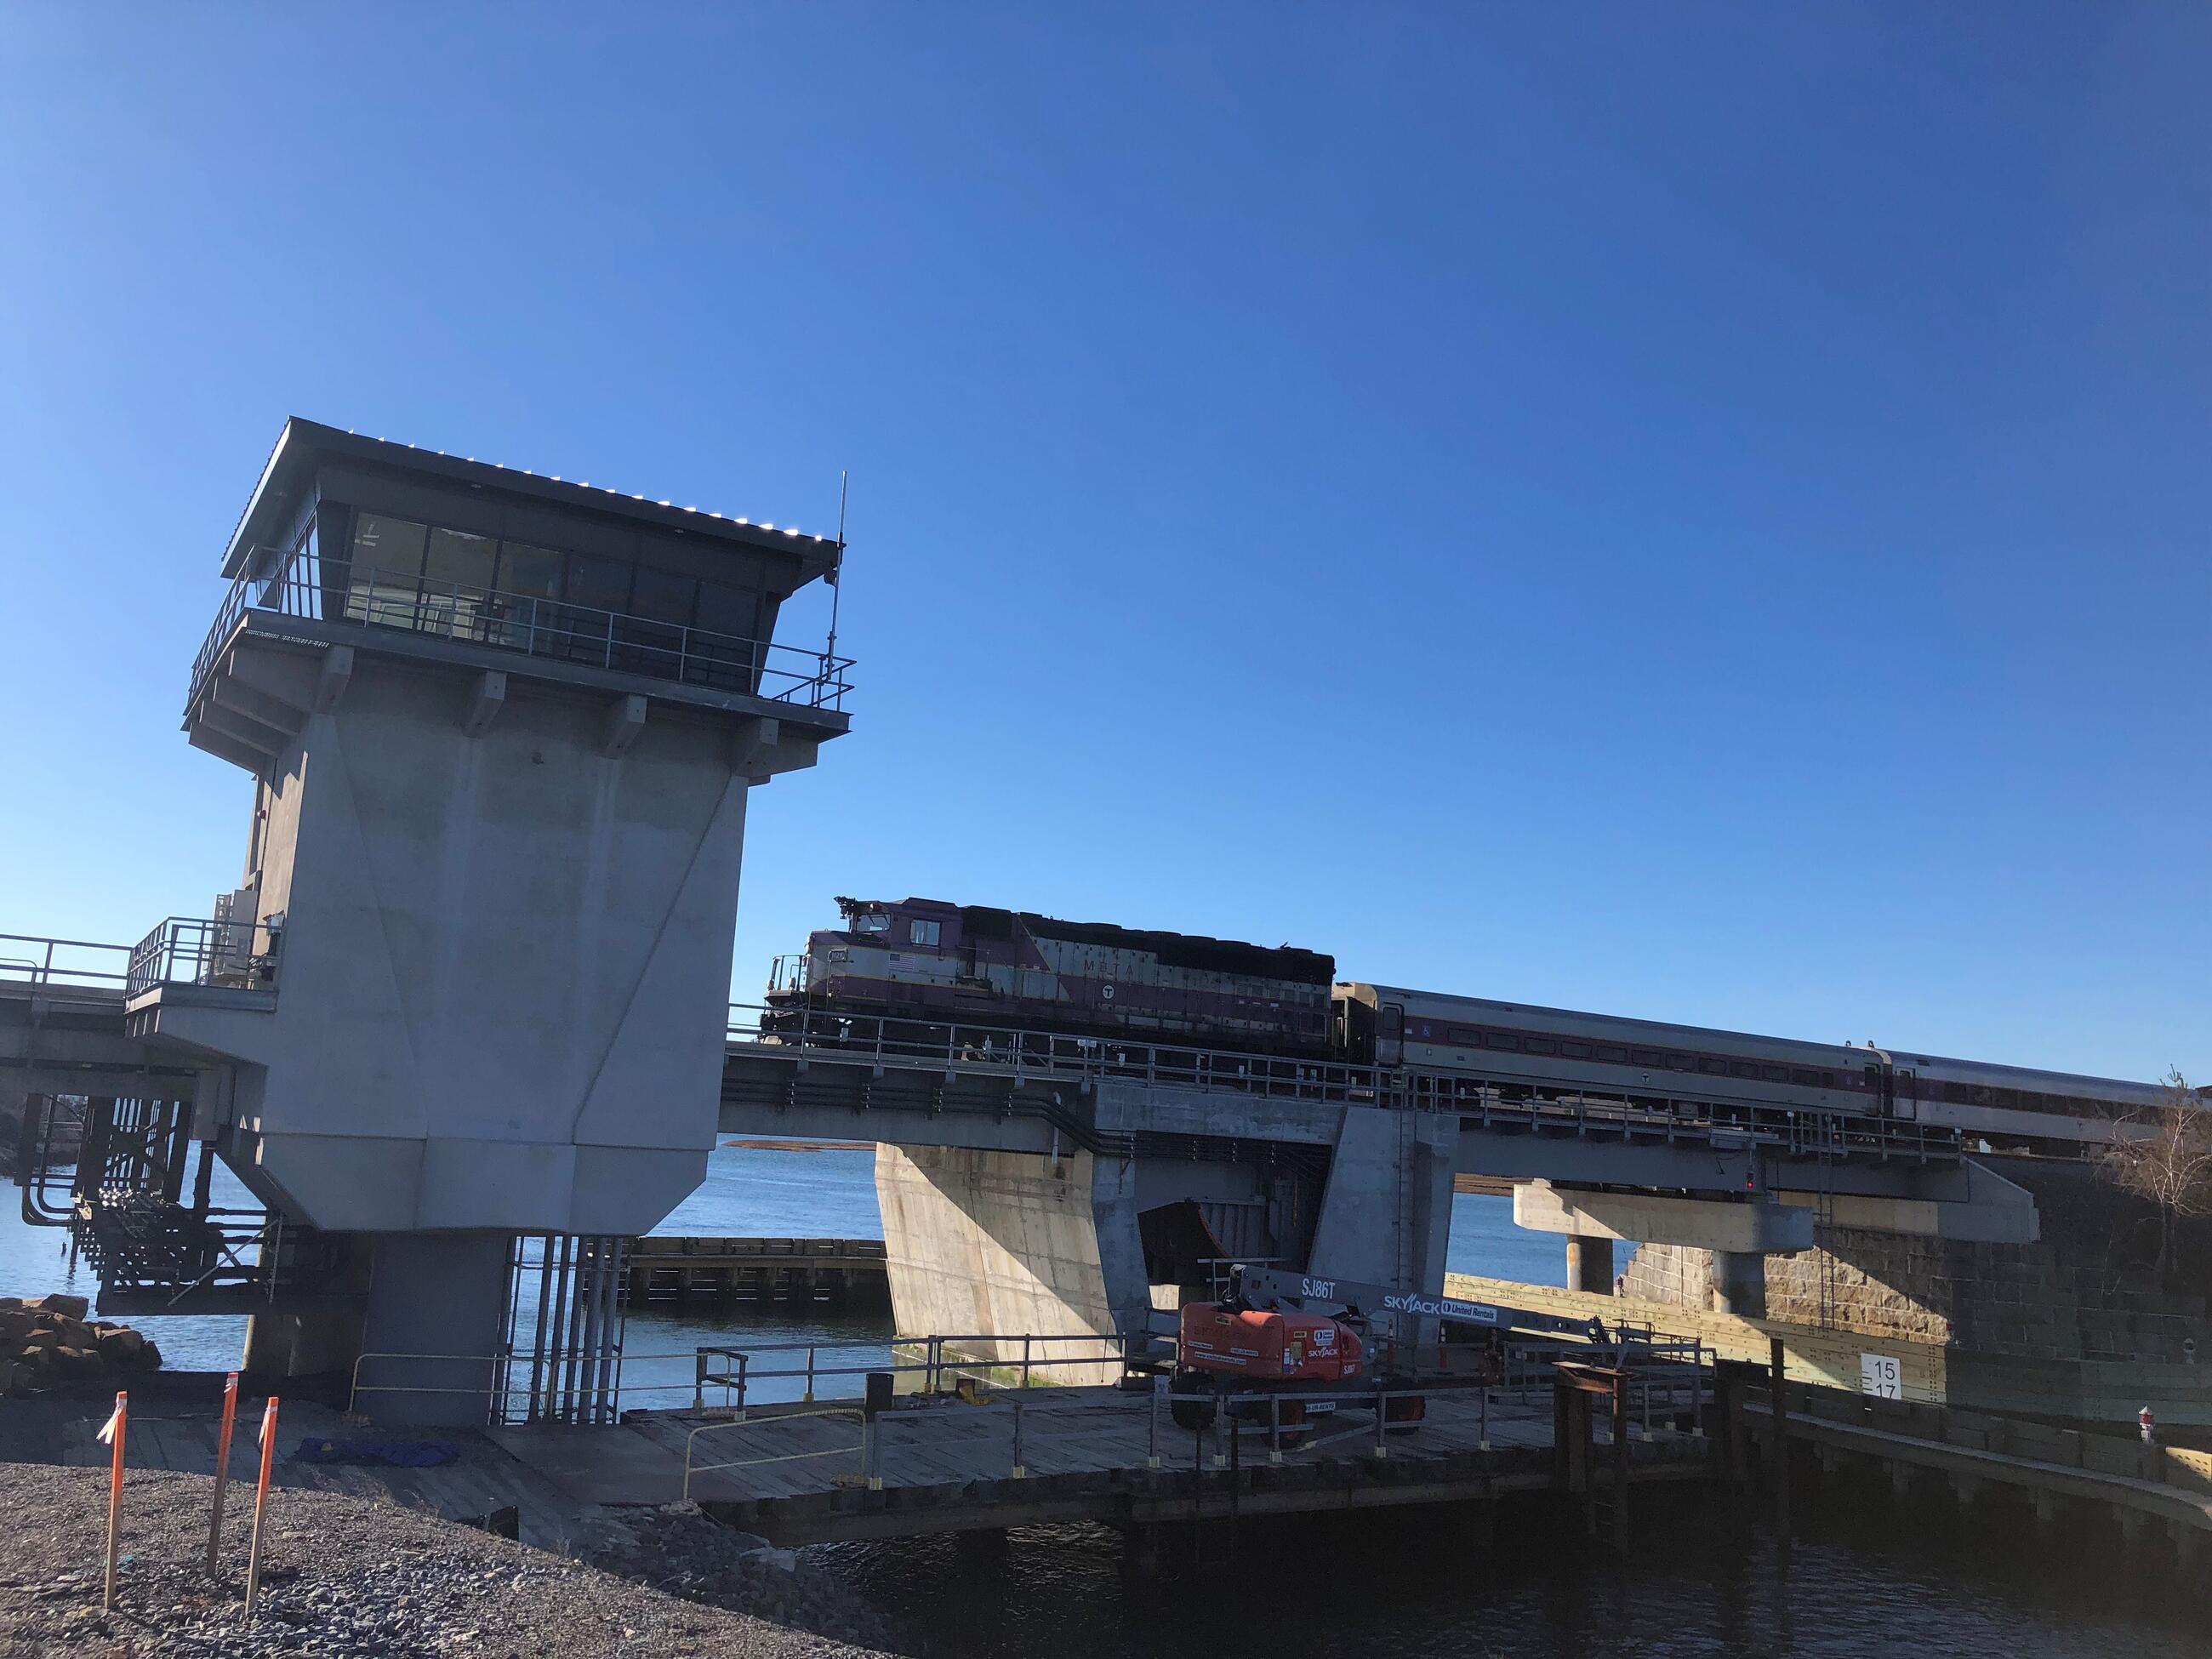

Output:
xmin=624 ymin=1236 xmax=888 ymax=1307
xmin=1742 ymin=1378 xmax=2212 ymax=1559
xmin=628 ymin=1382 xmax=1715 ymax=1544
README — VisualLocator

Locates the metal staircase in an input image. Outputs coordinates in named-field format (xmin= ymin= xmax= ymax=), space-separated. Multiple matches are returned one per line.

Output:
xmin=15 ymin=1092 xmax=345 ymax=1314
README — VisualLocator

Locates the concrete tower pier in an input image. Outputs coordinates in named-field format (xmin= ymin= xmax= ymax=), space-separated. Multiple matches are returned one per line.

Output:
xmin=130 ymin=419 xmax=852 ymax=1420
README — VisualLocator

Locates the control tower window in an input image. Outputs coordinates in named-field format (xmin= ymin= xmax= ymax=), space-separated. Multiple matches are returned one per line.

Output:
xmin=855 ymin=913 xmax=891 ymax=934
xmin=345 ymin=514 xmax=428 ymax=629
xmin=619 ymin=565 xmax=698 ymax=677
xmin=562 ymin=555 xmax=632 ymax=666
xmin=423 ymin=527 xmax=497 ymax=637
xmin=689 ymin=578 xmax=765 ymax=693
xmin=909 ymin=920 xmax=942 ymax=947
xmin=493 ymin=544 xmax=563 ymax=650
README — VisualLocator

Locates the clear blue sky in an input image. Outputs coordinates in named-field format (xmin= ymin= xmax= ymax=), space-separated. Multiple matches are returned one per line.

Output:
xmin=1 ymin=7 xmax=2203 ymax=1082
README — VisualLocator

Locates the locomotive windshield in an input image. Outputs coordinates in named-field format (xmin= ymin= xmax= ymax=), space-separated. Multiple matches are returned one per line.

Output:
xmin=853 ymin=912 xmax=890 ymax=933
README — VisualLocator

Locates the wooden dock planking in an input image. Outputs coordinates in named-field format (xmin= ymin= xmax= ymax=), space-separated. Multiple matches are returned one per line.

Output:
xmin=664 ymin=1384 xmax=1703 ymax=1543
xmin=618 ymin=1381 xmax=1719 ymax=1543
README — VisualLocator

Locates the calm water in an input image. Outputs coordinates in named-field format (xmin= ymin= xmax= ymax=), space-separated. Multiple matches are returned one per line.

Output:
xmin=3 ymin=1149 xmax=2199 ymax=1656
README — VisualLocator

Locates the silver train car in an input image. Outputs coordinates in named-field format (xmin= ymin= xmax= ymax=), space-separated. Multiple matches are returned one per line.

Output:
xmin=1335 ymin=981 xmax=2175 ymax=1137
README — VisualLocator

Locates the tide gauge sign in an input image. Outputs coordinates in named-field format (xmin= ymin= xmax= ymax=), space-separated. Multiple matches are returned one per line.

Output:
xmin=1860 ymin=1353 xmax=1904 ymax=1400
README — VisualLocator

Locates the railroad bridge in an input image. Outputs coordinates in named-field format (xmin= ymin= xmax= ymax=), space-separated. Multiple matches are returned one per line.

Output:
xmin=711 ymin=1001 xmax=2042 ymax=1368
xmin=0 ymin=420 xmax=2118 ymax=1423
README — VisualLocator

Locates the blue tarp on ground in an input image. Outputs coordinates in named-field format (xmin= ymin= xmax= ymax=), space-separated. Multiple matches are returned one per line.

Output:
xmin=292 ymin=1437 xmax=464 ymax=1468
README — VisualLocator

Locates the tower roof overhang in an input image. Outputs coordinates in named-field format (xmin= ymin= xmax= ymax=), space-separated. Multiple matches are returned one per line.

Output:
xmin=223 ymin=417 xmax=841 ymax=586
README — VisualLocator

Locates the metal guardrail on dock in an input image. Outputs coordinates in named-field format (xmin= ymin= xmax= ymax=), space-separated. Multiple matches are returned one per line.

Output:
xmin=647 ymin=1343 xmax=1722 ymax=1545
xmin=693 ymin=1331 xmax=1149 ymax=1414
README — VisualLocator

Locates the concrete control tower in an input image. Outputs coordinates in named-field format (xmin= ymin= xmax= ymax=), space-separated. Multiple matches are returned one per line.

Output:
xmin=132 ymin=419 xmax=850 ymax=1417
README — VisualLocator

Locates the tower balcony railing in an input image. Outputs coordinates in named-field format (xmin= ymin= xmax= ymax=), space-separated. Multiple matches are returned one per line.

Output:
xmin=189 ymin=545 xmax=854 ymax=715
xmin=127 ymin=917 xmax=282 ymax=997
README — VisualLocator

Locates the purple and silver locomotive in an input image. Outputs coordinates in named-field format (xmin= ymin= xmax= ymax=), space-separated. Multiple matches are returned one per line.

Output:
xmin=765 ymin=896 xmax=1335 ymax=1057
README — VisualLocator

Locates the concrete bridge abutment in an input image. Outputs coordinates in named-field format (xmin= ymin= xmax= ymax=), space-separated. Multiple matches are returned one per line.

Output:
xmin=872 ymin=1104 xmax=1462 ymax=1366
xmin=875 ymin=1143 xmax=1150 ymax=1382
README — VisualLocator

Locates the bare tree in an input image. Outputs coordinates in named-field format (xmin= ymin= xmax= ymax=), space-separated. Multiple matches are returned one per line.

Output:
xmin=2098 ymin=1072 xmax=2212 ymax=1282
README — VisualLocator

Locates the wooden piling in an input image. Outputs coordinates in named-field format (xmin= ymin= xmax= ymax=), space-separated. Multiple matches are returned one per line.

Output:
xmin=1768 ymin=1337 xmax=1790 ymax=1540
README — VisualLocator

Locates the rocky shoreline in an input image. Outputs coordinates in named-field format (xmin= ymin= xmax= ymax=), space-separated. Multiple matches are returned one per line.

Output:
xmin=3 ymin=1294 xmax=162 ymax=1393
xmin=0 ymin=1464 xmax=899 ymax=1658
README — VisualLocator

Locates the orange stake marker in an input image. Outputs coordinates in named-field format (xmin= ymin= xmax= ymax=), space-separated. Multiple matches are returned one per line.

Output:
xmin=243 ymin=1396 xmax=279 ymax=1620
xmin=206 ymin=1372 xmax=239 ymax=1574
xmin=97 ymin=1390 xmax=127 ymax=1612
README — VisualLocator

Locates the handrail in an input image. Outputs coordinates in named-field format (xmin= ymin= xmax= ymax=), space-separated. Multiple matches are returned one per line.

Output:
xmin=677 ymin=1351 xmax=1716 ymax=1497
xmin=346 ymin=1348 xmax=727 ymax=1422
xmin=681 ymin=1405 xmax=864 ymax=1501
xmin=0 ymin=932 xmax=133 ymax=992
xmin=127 ymin=916 xmax=282 ymax=996
xmin=726 ymin=998 xmax=1964 ymax=1161
xmin=189 ymin=544 xmax=854 ymax=714
xmin=694 ymin=1330 xmax=1152 ymax=1413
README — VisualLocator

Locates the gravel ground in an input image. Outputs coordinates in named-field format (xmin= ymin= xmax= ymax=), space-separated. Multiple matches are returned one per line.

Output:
xmin=0 ymin=1464 xmax=895 ymax=1658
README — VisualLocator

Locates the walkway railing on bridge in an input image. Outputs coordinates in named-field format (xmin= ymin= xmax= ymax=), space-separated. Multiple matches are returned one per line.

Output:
xmin=0 ymin=933 xmax=132 ymax=998
xmin=191 ymin=544 xmax=855 ymax=714
xmin=727 ymin=1000 xmax=1958 ymax=1162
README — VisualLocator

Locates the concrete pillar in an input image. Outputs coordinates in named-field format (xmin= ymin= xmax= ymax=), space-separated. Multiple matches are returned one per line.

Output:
xmin=1713 ymin=1250 xmax=1767 ymax=1319
xmin=1566 ymin=1234 xmax=1615 ymax=1294
xmin=2173 ymin=1520 xmax=2202 ymax=1575
xmin=355 ymin=1231 xmax=512 ymax=1426
xmin=242 ymin=1230 xmax=370 ymax=1378
xmin=1307 ymin=1107 xmax=1457 ymax=1345
xmin=875 ymin=1144 xmax=1148 ymax=1382
xmin=242 ymin=1307 xmax=365 ymax=1378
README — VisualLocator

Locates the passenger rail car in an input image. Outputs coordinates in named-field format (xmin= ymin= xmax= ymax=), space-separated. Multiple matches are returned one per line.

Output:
xmin=1335 ymin=982 xmax=2175 ymax=1135
xmin=1336 ymin=982 xmax=1891 ymax=1120
xmin=765 ymin=897 xmax=1336 ymax=1056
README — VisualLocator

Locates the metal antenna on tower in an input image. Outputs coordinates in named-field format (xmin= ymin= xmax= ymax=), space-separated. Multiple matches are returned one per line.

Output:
xmin=825 ymin=470 xmax=848 ymax=666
